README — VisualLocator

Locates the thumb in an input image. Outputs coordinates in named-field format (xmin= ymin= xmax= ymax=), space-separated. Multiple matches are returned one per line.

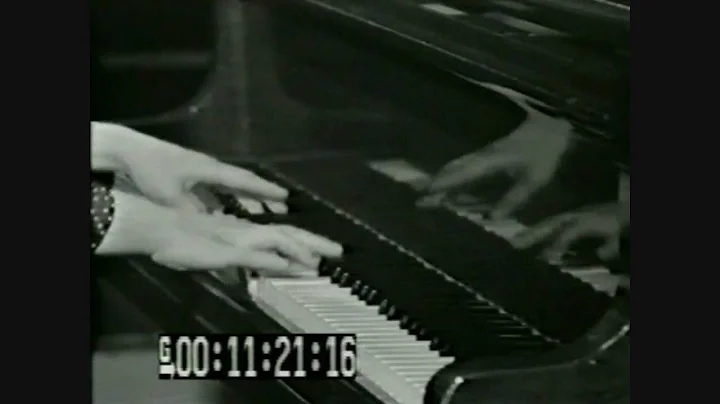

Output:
xmin=152 ymin=236 xmax=308 ymax=276
xmin=150 ymin=235 xmax=240 ymax=270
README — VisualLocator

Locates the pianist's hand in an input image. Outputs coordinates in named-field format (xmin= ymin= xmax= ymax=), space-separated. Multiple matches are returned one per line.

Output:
xmin=151 ymin=210 xmax=343 ymax=276
xmin=92 ymin=122 xmax=288 ymax=211
xmin=512 ymin=202 xmax=627 ymax=261
xmin=419 ymin=83 xmax=573 ymax=219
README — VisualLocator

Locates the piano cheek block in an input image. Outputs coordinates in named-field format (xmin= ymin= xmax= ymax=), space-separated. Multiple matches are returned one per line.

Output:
xmin=425 ymin=358 xmax=563 ymax=404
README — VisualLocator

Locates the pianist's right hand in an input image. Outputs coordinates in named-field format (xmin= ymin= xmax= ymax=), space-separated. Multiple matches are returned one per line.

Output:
xmin=91 ymin=185 xmax=343 ymax=276
xmin=419 ymin=83 xmax=574 ymax=220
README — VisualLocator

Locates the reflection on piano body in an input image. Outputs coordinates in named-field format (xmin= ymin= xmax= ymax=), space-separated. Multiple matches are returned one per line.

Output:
xmin=101 ymin=0 xmax=630 ymax=403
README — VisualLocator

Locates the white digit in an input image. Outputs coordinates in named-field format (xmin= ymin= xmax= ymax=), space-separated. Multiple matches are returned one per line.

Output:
xmin=227 ymin=336 xmax=241 ymax=377
xmin=175 ymin=337 xmax=192 ymax=378
xmin=192 ymin=337 xmax=210 ymax=378
xmin=326 ymin=336 xmax=339 ymax=377
xmin=244 ymin=336 xmax=257 ymax=377
xmin=340 ymin=336 xmax=357 ymax=377
xmin=275 ymin=336 xmax=291 ymax=377
xmin=293 ymin=336 xmax=306 ymax=378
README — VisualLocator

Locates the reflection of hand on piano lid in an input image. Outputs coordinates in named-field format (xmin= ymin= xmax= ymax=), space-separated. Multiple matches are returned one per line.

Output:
xmin=418 ymin=83 xmax=574 ymax=220
xmin=512 ymin=202 xmax=627 ymax=264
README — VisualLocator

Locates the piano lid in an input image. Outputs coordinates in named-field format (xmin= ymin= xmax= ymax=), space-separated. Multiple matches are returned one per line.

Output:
xmin=271 ymin=0 xmax=630 ymax=127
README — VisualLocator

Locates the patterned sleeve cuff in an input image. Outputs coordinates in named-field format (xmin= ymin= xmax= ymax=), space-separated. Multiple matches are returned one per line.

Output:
xmin=91 ymin=173 xmax=116 ymax=252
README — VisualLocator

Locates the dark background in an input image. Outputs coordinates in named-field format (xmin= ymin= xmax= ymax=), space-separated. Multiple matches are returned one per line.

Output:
xmin=91 ymin=0 xmax=215 ymax=120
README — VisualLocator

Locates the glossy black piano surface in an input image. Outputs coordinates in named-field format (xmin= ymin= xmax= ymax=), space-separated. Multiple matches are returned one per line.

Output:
xmin=95 ymin=0 xmax=629 ymax=402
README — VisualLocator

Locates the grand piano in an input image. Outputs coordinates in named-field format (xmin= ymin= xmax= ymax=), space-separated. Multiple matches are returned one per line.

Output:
xmin=92 ymin=0 xmax=630 ymax=403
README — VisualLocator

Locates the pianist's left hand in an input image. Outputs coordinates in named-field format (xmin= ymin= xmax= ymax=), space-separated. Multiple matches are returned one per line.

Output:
xmin=512 ymin=202 xmax=628 ymax=261
xmin=92 ymin=122 xmax=288 ymax=211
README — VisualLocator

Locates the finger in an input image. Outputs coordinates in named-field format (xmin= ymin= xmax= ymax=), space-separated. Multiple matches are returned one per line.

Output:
xmin=490 ymin=182 xmax=537 ymax=220
xmin=257 ymin=261 xmax=318 ymax=279
xmin=193 ymin=161 xmax=288 ymax=201
xmin=544 ymin=223 xmax=600 ymax=260
xmin=242 ymin=252 xmax=315 ymax=277
xmin=151 ymin=237 xmax=307 ymax=275
xmin=264 ymin=200 xmax=289 ymax=214
xmin=427 ymin=154 xmax=515 ymax=194
xmin=276 ymin=225 xmax=344 ymax=258
xmin=236 ymin=196 xmax=265 ymax=214
xmin=440 ymin=151 xmax=485 ymax=173
xmin=443 ymin=193 xmax=493 ymax=214
xmin=416 ymin=192 xmax=446 ymax=208
xmin=512 ymin=213 xmax=575 ymax=250
xmin=597 ymin=236 xmax=620 ymax=261
xmin=178 ymin=210 xmax=251 ymax=236
xmin=246 ymin=227 xmax=317 ymax=268
xmin=147 ymin=185 xmax=197 ymax=211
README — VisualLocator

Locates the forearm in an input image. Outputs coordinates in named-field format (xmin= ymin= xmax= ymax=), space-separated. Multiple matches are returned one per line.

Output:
xmin=91 ymin=178 xmax=173 ymax=256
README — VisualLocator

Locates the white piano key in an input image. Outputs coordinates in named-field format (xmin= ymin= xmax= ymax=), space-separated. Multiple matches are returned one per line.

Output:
xmin=395 ymin=370 xmax=438 ymax=378
xmin=322 ymin=318 xmax=398 ymax=325
xmin=317 ymin=309 xmax=388 ymax=318
xmin=347 ymin=330 xmax=412 ymax=336
xmin=361 ymin=344 xmax=432 ymax=353
xmin=387 ymin=362 xmax=449 ymax=369
xmin=383 ymin=362 xmax=448 ymax=372
xmin=407 ymin=376 xmax=434 ymax=384
xmin=254 ymin=279 xmax=444 ymax=404
xmin=371 ymin=352 xmax=439 ymax=360
xmin=331 ymin=324 xmax=405 ymax=332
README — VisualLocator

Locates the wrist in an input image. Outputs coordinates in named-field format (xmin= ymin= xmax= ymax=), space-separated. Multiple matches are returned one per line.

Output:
xmin=91 ymin=122 xmax=164 ymax=172
xmin=95 ymin=190 xmax=177 ymax=256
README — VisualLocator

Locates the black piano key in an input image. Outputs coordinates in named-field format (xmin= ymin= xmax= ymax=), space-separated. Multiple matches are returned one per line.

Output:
xmin=338 ymin=272 xmax=353 ymax=287
xmin=365 ymin=289 xmax=381 ymax=304
xmin=350 ymin=280 xmax=363 ymax=294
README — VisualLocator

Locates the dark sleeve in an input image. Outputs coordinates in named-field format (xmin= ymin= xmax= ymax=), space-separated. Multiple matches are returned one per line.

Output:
xmin=90 ymin=172 xmax=116 ymax=252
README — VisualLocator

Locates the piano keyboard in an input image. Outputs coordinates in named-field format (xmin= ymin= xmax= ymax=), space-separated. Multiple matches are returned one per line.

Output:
xmin=251 ymin=278 xmax=453 ymax=404
xmin=208 ymin=157 xmax=612 ymax=404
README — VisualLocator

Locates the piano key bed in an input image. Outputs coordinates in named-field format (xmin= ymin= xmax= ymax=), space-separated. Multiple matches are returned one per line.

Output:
xmin=202 ymin=155 xmax=613 ymax=404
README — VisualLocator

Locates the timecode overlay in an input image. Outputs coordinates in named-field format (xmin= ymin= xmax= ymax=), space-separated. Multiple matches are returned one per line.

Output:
xmin=158 ymin=333 xmax=357 ymax=380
